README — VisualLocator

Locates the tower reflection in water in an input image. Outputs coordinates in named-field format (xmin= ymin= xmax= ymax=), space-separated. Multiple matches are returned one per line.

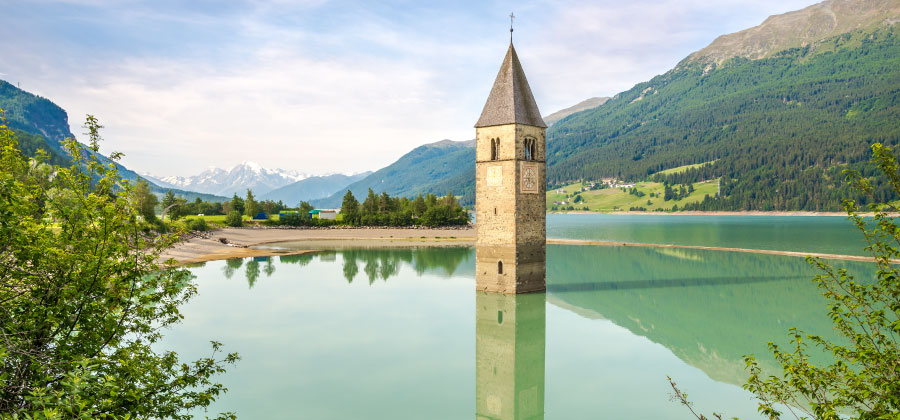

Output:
xmin=475 ymin=290 xmax=546 ymax=420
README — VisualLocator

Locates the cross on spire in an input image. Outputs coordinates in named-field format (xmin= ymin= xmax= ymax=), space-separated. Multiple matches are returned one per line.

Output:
xmin=509 ymin=12 xmax=515 ymax=41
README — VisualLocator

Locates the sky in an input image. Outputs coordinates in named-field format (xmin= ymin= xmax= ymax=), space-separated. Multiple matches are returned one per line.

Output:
xmin=0 ymin=0 xmax=821 ymax=177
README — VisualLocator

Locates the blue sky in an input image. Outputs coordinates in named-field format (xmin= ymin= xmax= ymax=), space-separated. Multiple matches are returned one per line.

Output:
xmin=0 ymin=0 xmax=820 ymax=176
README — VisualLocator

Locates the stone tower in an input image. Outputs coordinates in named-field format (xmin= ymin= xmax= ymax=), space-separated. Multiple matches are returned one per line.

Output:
xmin=475 ymin=42 xmax=547 ymax=294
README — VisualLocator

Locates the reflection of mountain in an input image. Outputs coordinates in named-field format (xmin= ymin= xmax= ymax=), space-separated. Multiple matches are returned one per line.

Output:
xmin=545 ymin=245 xmax=876 ymax=385
xmin=228 ymin=244 xmax=873 ymax=388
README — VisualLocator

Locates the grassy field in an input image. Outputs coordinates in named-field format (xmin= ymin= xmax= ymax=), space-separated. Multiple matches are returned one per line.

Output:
xmin=547 ymin=180 xmax=718 ymax=212
xmin=181 ymin=214 xmax=279 ymax=224
xmin=655 ymin=160 xmax=716 ymax=176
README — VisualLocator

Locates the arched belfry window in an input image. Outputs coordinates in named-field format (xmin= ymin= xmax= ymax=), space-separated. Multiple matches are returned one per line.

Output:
xmin=497 ymin=260 xmax=503 ymax=274
xmin=524 ymin=137 xmax=536 ymax=161
xmin=490 ymin=138 xmax=500 ymax=161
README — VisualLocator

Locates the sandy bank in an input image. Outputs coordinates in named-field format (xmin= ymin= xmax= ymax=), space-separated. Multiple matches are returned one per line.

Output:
xmin=160 ymin=227 xmax=475 ymax=264
xmin=545 ymin=239 xmax=886 ymax=263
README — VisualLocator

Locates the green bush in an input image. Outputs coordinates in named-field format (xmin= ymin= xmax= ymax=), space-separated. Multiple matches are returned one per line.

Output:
xmin=279 ymin=212 xmax=308 ymax=227
xmin=0 ymin=115 xmax=237 ymax=418
xmin=187 ymin=217 xmax=209 ymax=231
xmin=224 ymin=211 xmax=243 ymax=227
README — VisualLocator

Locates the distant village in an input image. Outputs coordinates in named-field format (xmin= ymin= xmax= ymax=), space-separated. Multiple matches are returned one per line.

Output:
xmin=551 ymin=179 xmax=634 ymax=206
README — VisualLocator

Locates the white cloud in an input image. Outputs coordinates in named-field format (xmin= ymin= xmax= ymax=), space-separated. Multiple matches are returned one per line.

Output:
xmin=51 ymin=44 xmax=462 ymax=176
xmin=0 ymin=0 xmax=823 ymax=177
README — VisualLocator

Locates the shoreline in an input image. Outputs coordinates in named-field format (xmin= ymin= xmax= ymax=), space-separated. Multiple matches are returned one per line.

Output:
xmin=161 ymin=226 xmax=883 ymax=265
xmin=545 ymin=239 xmax=885 ymax=263
xmin=160 ymin=227 xmax=475 ymax=264
xmin=554 ymin=211 xmax=854 ymax=216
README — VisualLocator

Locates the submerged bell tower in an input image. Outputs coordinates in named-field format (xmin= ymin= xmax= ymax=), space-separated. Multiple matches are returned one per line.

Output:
xmin=474 ymin=34 xmax=547 ymax=294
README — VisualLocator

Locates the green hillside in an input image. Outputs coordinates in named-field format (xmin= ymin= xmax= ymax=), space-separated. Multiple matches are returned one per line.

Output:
xmin=312 ymin=139 xmax=475 ymax=208
xmin=0 ymin=80 xmax=150 ymax=183
xmin=548 ymin=26 xmax=900 ymax=211
xmin=548 ymin=180 xmax=718 ymax=212
xmin=9 ymin=128 xmax=71 ymax=167
xmin=0 ymin=81 xmax=74 ymax=150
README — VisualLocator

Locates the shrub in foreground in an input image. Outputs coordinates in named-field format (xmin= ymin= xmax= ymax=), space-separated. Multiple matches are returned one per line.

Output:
xmin=0 ymin=113 xmax=238 ymax=419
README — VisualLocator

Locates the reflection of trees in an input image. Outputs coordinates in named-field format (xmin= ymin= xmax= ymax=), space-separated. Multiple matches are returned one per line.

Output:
xmin=223 ymin=258 xmax=243 ymax=279
xmin=342 ymin=254 xmax=359 ymax=283
xmin=245 ymin=259 xmax=260 ymax=288
xmin=263 ymin=257 xmax=275 ymax=277
xmin=335 ymin=247 xmax=473 ymax=284
xmin=279 ymin=253 xmax=317 ymax=266
xmin=411 ymin=247 xmax=471 ymax=276
xmin=364 ymin=258 xmax=379 ymax=285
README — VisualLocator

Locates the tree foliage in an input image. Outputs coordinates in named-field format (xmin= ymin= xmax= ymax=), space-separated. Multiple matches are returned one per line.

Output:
xmin=243 ymin=189 xmax=258 ymax=218
xmin=224 ymin=211 xmax=243 ymax=227
xmin=132 ymin=179 xmax=158 ymax=223
xmin=337 ymin=189 xmax=469 ymax=227
xmin=671 ymin=144 xmax=900 ymax=419
xmin=0 ymin=112 xmax=237 ymax=419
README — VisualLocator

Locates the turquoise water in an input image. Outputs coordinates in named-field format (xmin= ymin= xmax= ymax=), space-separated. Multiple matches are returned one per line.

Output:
xmin=547 ymin=214 xmax=867 ymax=255
xmin=163 ymin=216 xmax=877 ymax=419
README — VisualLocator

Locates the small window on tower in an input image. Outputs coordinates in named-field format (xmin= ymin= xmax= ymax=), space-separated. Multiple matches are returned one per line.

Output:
xmin=490 ymin=138 xmax=498 ymax=160
xmin=498 ymin=260 xmax=503 ymax=274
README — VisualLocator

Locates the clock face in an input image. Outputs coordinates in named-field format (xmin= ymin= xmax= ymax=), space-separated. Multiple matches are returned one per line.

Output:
xmin=487 ymin=166 xmax=503 ymax=187
xmin=521 ymin=163 xmax=539 ymax=193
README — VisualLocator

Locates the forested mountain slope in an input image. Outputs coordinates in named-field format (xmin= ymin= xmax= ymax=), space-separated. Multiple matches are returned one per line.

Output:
xmin=312 ymin=140 xmax=475 ymax=208
xmin=548 ymin=24 xmax=900 ymax=211
xmin=685 ymin=0 xmax=900 ymax=65
xmin=10 ymin=128 xmax=71 ymax=167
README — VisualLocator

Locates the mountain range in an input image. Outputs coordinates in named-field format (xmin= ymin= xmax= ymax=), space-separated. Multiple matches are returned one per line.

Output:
xmin=142 ymin=162 xmax=309 ymax=197
xmin=0 ymin=80 xmax=370 ymax=204
xmin=325 ymin=0 xmax=900 ymax=211
xmin=5 ymin=0 xmax=899 ymax=212
xmin=310 ymin=139 xmax=476 ymax=208
xmin=0 ymin=80 xmax=229 ymax=202
xmin=261 ymin=172 xmax=371 ymax=205
xmin=547 ymin=0 xmax=900 ymax=211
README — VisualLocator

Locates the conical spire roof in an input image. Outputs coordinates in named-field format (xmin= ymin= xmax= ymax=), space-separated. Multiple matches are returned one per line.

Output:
xmin=475 ymin=43 xmax=547 ymax=128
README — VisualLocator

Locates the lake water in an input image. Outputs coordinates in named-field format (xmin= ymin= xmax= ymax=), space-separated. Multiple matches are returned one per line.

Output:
xmin=547 ymin=214 xmax=868 ymax=255
xmin=164 ymin=216 xmax=875 ymax=419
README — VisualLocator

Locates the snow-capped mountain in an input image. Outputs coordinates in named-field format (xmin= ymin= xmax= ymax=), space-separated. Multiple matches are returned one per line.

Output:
xmin=142 ymin=161 xmax=309 ymax=197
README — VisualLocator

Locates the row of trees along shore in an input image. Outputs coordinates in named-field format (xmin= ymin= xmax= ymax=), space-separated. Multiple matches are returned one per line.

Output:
xmin=271 ymin=188 xmax=470 ymax=227
xmin=130 ymin=184 xmax=470 ymax=231
xmin=130 ymin=182 xmax=290 ymax=223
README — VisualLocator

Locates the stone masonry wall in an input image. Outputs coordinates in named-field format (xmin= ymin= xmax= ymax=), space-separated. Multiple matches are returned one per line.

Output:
xmin=475 ymin=123 xmax=547 ymax=293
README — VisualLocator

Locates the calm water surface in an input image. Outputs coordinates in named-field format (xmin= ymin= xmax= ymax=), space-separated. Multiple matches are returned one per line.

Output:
xmin=547 ymin=214 xmax=867 ymax=255
xmin=163 ymin=216 xmax=876 ymax=419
